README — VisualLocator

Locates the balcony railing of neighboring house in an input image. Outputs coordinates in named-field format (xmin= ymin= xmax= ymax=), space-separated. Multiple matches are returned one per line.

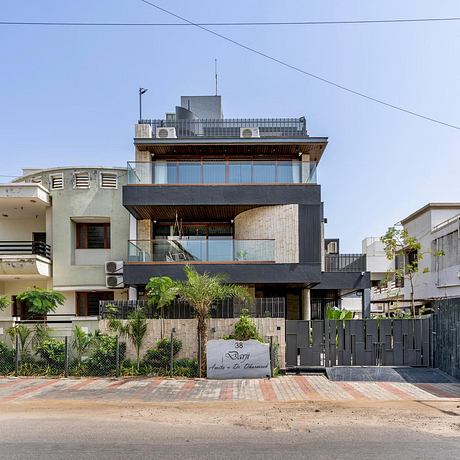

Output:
xmin=324 ymin=254 xmax=367 ymax=273
xmin=138 ymin=118 xmax=307 ymax=138
xmin=0 ymin=241 xmax=51 ymax=259
xmin=99 ymin=298 xmax=286 ymax=319
xmin=127 ymin=160 xmax=317 ymax=185
xmin=127 ymin=239 xmax=275 ymax=263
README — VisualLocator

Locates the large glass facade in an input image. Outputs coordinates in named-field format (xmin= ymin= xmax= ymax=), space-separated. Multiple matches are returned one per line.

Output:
xmin=128 ymin=160 xmax=316 ymax=185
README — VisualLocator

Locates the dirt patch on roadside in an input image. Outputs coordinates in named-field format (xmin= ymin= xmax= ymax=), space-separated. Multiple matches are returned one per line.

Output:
xmin=1 ymin=399 xmax=460 ymax=437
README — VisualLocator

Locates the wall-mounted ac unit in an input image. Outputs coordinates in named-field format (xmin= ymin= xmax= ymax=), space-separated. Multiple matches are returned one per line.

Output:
xmin=156 ymin=127 xmax=177 ymax=139
xmin=240 ymin=127 xmax=260 ymax=138
xmin=106 ymin=275 xmax=124 ymax=289
xmin=105 ymin=261 xmax=123 ymax=274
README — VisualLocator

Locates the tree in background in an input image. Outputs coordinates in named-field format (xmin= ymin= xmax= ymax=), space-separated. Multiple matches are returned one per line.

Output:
xmin=174 ymin=266 xmax=251 ymax=377
xmin=381 ymin=226 xmax=444 ymax=317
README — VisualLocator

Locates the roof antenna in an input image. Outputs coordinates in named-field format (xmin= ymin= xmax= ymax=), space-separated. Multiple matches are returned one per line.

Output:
xmin=214 ymin=58 xmax=218 ymax=96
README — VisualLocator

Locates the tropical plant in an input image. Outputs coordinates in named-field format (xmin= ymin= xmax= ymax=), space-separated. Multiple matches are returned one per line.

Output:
xmin=326 ymin=306 xmax=354 ymax=320
xmin=381 ymin=226 xmax=444 ymax=317
xmin=172 ymin=358 xmax=198 ymax=378
xmin=7 ymin=324 xmax=33 ymax=361
xmin=108 ymin=308 xmax=148 ymax=370
xmin=72 ymin=325 xmax=94 ymax=369
xmin=225 ymin=309 xmax=262 ymax=341
xmin=146 ymin=276 xmax=177 ymax=314
xmin=17 ymin=288 xmax=65 ymax=322
xmin=0 ymin=295 xmax=10 ymax=312
xmin=174 ymin=266 xmax=251 ymax=376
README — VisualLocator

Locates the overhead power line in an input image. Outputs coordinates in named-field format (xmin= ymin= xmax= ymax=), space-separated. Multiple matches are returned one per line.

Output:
xmin=137 ymin=0 xmax=460 ymax=131
xmin=1 ymin=17 xmax=460 ymax=27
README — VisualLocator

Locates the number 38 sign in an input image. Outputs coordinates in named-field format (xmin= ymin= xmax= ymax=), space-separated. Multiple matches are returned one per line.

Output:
xmin=206 ymin=339 xmax=271 ymax=379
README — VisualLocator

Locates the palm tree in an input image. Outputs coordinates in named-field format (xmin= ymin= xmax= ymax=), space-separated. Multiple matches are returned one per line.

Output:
xmin=72 ymin=325 xmax=94 ymax=369
xmin=174 ymin=266 xmax=251 ymax=377
xmin=108 ymin=308 xmax=148 ymax=371
xmin=146 ymin=276 xmax=178 ymax=338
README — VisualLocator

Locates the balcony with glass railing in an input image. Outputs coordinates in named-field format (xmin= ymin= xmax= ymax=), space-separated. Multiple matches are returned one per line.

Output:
xmin=127 ymin=160 xmax=317 ymax=185
xmin=128 ymin=239 xmax=275 ymax=263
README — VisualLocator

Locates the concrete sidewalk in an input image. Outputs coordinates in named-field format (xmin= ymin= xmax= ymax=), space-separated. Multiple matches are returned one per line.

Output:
xmin=2 ymin=375 xmax=460 ymax=403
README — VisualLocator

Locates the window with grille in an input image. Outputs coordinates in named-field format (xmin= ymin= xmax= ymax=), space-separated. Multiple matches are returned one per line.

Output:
xmin=49 ymin=173 xmax=64 ymax=190
xmin=74 ymin=172 xmax=90 ymax=189
xmin=100 ymin=172 xmax=118 ymax=189
xmin=76 ymin=223 xmax=110 ymax=249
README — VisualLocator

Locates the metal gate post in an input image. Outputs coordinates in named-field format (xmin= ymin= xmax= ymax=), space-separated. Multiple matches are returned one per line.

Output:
xmin=64 ymin=336 xmax=69 ymax=378
xmin=15 ymin=334 xmax=19 ymax=377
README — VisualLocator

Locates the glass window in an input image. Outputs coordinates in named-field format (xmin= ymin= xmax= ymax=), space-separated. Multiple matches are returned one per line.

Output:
xmin=76 ymin=223 xmax=110 ymax=249
xmin=277 ymin=161 xmax=295 ymax=183
xmin=166 ymin=162 xmax=178 ymax=183
xmin=203 ymin=162 xmax=226 ymax=183
xmin=253 ymin=162 xmax=276 ymax=183
xmin=228 ymin=162 xmax=252 ymax=183
xmin=178 ymin=162 xmax=201 ymax=184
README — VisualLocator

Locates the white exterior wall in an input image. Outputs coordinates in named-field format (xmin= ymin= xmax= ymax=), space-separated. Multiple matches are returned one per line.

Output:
xmin=0 ymin=167 xmax=131 ymax=318
xmin=403 ymin=207 xmax=460 ymax=300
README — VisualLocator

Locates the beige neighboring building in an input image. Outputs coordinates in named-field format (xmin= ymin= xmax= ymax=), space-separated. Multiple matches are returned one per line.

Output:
xmin=0 ymin=166 xmax=130 ymax=323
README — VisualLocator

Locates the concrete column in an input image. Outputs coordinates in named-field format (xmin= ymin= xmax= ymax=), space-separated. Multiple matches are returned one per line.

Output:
xmin=362 ymin=288 xmax=371 ymax=318
xmin=302 ymin=288 xmax=311 ymax=320
xmin=128 ymin=287 xmax=137 ymax=301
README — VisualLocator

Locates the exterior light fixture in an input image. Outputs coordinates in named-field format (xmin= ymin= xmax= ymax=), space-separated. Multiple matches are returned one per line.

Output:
xmin=139 ymin=87 xmax=148 ymax=121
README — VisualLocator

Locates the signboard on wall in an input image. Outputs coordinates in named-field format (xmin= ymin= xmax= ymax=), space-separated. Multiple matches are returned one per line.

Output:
xmin=207 ymin=339 xmax=271 ymax=379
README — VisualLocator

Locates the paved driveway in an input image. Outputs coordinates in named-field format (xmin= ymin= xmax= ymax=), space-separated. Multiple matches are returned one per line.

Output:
xmin=1 ymin=374 xmax=460 ymax=403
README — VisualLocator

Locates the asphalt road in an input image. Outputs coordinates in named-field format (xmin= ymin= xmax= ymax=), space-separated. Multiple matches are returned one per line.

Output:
xmin=0 ymin=417 xmax=459 ymax=459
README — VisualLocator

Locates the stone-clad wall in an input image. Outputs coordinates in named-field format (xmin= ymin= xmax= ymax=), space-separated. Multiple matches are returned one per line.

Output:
xmin=99 ymin=318 xmax=286 ymax=367
xmin=234 ymin=205 xmax=299 ymax=263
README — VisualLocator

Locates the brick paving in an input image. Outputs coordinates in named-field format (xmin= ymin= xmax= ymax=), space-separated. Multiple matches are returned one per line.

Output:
xmin=1 ymin=376 xmax=460 ymax=403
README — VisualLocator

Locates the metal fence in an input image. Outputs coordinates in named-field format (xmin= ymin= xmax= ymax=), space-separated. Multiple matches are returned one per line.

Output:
xmin=99 ymin=298 xmax=286 ymax=319
xmin=433 ymin=297 xmax=460 ymax=379
xmin=139 ymin=118 xmax=307 ymax=138
xmin=324 ymin=254 xmax=367 ymax=272
xmin=0 ymin=326 xmax=195 ymax=378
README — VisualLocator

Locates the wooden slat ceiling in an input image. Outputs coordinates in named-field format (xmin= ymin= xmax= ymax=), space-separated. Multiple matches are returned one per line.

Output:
xmin=126 ymin=204 xmax=261 ymax=221
xmin=137 ymin=143 xmax=325 ymax=162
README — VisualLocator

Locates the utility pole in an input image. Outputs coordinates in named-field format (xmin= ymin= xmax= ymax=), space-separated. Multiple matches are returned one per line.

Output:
xmin=139 ymin=87 xmax=148 ymax=121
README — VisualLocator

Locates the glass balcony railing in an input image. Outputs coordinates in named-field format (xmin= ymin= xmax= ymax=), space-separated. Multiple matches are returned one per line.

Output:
xmin=128 ymin=239 xmax=275 ymax=263
xmin=127 ymin=160 xmax=317 ymax=185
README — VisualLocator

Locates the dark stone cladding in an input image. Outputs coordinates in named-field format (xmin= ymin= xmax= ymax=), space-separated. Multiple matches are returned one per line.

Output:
xmin=124 ymin=262 xmax=322 ymax=286
xmin=312 ymin=272 xmax=372 ymax=290
xmin=123 ymin=184 xmax=321 ymax=207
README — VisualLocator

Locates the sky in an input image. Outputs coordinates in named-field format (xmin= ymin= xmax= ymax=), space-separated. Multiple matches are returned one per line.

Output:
xmin=0 ymin=1 xmax=459 ymax=252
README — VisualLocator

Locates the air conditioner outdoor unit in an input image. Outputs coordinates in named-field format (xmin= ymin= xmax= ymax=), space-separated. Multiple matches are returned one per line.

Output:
xmin=106 ymin=275 xmax=124 ymax=289
xmin=105 ymin=261 xmax=123 ymax=274
xmin=156 ymin=127 xmax=177 ymax=139
xmin=240 ymin=127 xmax=260 ymax=138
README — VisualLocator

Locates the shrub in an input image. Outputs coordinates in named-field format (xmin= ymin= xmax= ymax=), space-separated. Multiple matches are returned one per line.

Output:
xmin=173 ymin=358 xmax=198 ymax=378
xmin=35 ymin=338 xmax=65 ymax=371
xmin=85 ymin=333 xmax=126 ymax=376
xmin=143 ymin=337 xmax=182 ymax=370
xmin=0 ymin=341 xmax=15 ymax=375
xmin=225 ymin=310 xmax=262 ymax=342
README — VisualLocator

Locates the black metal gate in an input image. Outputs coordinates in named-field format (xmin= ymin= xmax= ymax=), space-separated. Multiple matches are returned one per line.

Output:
xmin=286 ymin=318 xmax=432 ymax=368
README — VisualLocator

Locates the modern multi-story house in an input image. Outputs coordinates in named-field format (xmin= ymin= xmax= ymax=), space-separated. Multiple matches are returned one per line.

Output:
xmin=122 ymin=95 xmax=371 ymax=320
xmin=0 ymin=167 xmax=130 ymax=323
xmin=364 ymin=203 xmax=460 ymax=312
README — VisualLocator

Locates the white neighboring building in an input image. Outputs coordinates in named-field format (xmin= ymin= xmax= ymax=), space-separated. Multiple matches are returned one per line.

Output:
xmin=401 ymin=203 xmax=460 ymax=301
xmin=0 ymin=167 xmax=130 ymax=325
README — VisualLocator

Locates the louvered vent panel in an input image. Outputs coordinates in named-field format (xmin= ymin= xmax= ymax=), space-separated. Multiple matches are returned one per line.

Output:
xmin=74 ymin=172 xmax=90 ymax=189
xmin=100 ymin=173 xmax=118 ymax=189
xmin=50 ymin=174 xmax=64 ymax=190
